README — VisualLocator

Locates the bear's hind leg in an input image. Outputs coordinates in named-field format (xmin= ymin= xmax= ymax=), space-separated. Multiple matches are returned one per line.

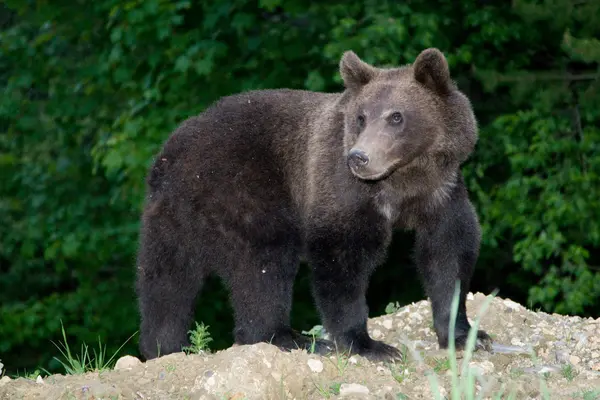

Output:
xmin=226 ymin=246 xmax=334 ymax=354
xmin=136 ymin=223 xmax=205 ymax=360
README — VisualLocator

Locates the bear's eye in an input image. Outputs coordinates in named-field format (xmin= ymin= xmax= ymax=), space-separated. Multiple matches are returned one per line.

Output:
xmin=357 ymin=115 xmax=366 ymax=128
xmin=389 ymin=112 xmax=404 ymax=124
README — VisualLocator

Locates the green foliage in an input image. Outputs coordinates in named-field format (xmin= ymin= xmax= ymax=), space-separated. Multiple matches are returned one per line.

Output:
xmin=1 ymin=0 xmax=599 ymax=374
xmin=51 ymin=321 xmax=136 ymax=375
xmin=182 ymin=322 xmax=213 ymax=355
xmin=385 ymin=301 xmax=402 ymax=314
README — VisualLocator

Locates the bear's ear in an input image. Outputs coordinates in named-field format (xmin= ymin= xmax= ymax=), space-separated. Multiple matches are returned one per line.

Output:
xmin=413 ymin=48 xmax=452 ymax=95
xmin=339 ymin=51 xmax=377 ymax=90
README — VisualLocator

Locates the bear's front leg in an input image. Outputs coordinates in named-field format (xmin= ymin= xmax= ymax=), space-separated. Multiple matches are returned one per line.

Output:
xmin=306 ymin=225 xmax=402 ymax=363
xmin=414 ymin=188 xmax=492 ymax=352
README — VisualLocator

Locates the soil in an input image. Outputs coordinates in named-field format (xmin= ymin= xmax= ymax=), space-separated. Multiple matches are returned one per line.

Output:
xmin=1 ymin=293 xmax=599 ymax=399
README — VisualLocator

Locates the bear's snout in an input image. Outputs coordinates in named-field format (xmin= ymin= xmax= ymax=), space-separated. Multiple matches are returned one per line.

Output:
xmin=347 ymin=149 xmax=369 ymax=171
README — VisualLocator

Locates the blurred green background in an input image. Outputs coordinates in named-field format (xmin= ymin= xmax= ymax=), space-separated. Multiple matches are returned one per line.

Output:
xmin=1 ymin=0 xmax=599 ymax=375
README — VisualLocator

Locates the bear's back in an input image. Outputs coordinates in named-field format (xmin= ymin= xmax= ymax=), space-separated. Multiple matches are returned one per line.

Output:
xmin=146 ymin=88 xmax=342 ymax=214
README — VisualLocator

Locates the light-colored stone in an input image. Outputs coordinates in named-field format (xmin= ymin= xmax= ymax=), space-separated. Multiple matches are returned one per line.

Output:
xmin=340 ymin=383 xmax=370 ymax=396
xmin=382 ymin=319 xmax=393 ymax=329
xmin=570 ymin=355 xmax=581 ymax=365
xmin=307 ymin=359 xmax=323 ymax=373
xmin=35 ymin=375 xmax=44 ymax=384
xmin=114 ymin=355 xmax=142 ymax=371
xmin=469 ymin=360 xmax=495 ymax=375
xmin=0 ymin=376 xmax=12 ymax=387
xmin=503 ymin=299 xmax=521 ymax=311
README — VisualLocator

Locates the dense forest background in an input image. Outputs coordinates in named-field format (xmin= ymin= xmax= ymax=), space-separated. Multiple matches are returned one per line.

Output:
xmin=1 ymin=0 xmax=599 ymax=375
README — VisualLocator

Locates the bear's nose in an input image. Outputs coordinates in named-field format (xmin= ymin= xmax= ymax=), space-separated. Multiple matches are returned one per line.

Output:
xmin=347 ymin=149 xmax=369 ymax=169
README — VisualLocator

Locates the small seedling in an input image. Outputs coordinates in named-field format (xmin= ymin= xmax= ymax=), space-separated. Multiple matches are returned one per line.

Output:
xmin=302 ymin=325 xmax=325 ymax=339
xmin=328 ymin=382 xmax=342 ymax=395
xmin=13 ymin=369 xmax=43 ymax=380
xmin=312 ymin=380 xmax=342 ymax=398
xmin=509 ymin=367 xmax=524 ymax=379
xmin=432 ymin=357 xmax=451 ymax=373
xmin=51 ymin=321 xmax=136 ymax=375
xmin=581 ymin=389 xmax=600 ymax=400
xmin=561 ymin=363 xmax=578 ymax=382
xmin=326 ymin=343 xmax=351 ymax=377
xmin=385 ymin=301 xmax=402 ymax=314
xmin=182 ymin=322 xmax=213 ymax=354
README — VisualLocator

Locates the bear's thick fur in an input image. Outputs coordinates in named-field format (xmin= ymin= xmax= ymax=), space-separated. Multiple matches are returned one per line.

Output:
xmin=135 ymin=48 xmax=491 ymax=362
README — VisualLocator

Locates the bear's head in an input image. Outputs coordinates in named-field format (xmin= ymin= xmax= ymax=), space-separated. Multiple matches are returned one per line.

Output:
xmin=339 ymin=48 xmax=478 ymax=182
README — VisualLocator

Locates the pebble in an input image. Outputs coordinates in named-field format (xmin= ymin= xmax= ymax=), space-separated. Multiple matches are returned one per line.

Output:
xmin=340 ymin=383 xmax=370 ymax=396
xmin=307 ymin=359 xmax=323 ymax=373
xmin=36 ymin=376 xmax=44 ymax=384
xmin=382 ymin=319 xmax=393 ymax=329
xmin=371 ymin=329 xmax=383 ymax=339
xmin=348 ymin=356 xmax=358 ymax=365
xmin=569 ymin=355 xmax=581 ymax=365
xmin=469 ymin=360 xmax=495 ymax=375
xmin=114 ymin=355 xmax=142 ymax=371
xmin=503 ymin=299 xmax=521 ymax=311
xmin=467 ymin=293 xmax=474 ymax=300
xmin=555 ymin=349 xmax=570 ymax=363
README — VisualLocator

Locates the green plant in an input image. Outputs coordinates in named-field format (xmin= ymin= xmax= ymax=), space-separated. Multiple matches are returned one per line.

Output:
xmin=432 ymin=357 xmax=451 ymax=374
xmin=385 ymin=301 xmax=402 ymax=314
xmin=51 ymin=321 xmax=136 ymax=375
xmin=417 ymin=283 xmax=556 ymax=399
xmin=561 ymin=363 xmax=578 ymax=382
xmin=182 ymin=322 xmax=213 ymax=355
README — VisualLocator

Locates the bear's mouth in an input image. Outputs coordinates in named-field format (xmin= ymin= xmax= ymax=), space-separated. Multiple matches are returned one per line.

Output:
xmin=348 ymin=157 xmax=411 ymax=181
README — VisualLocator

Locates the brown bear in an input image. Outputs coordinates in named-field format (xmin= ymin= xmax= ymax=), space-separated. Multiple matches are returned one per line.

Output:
xmin=135 ymin=48 xmax=492 ymax=362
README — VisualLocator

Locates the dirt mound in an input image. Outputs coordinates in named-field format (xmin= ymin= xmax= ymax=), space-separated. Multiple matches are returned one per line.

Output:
xmin=1 ymin=293 xmax=599 ymax=399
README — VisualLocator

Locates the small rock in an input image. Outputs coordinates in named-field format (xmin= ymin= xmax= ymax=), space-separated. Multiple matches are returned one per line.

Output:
xmin=591 ymin=363 xmax=600 ymax=371
xmin=114 ymin=355 xmax=142 ymax=371
xmin=569 ymin=355 xmax=581 ymax=365
xmin=524 ymin=365 xmax=561 ymax=374
xmin=307 ymin=359 xmax=323 ymax=373
xmin=503 ymin=299 xmax=521 ymax=311
xmin=0 ymin=376 xmax=12 ymax=387
xmin=467 ymin=293 xmax=474 ymax=301
xmin=348 ymin=356 xmax=358 ymax=365
xmin=340 ymin=383 xmax=370 ymax=396
xmin=555 ymin=349 xmax=570 ymax=363
xmin=36 ymin=375 xmax=44 ymax=384
xmin=382 ymin=319 xmax=393 ymax=330
xmin=469 ymin=360 xmax=495 ymax=375
xmin=409 ymin=312 xmax=423 ymax=323
xmin=372 ymin=329 xmax=383 ymax=339
xmin=271 ymin=371 xmax=282 ymax=381
xmin=575 ymin=334 xmax=588 ymax=350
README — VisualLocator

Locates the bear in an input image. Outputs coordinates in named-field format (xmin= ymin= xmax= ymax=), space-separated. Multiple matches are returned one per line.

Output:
xmin=135 ymin=47 xmax=492 ymax=362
